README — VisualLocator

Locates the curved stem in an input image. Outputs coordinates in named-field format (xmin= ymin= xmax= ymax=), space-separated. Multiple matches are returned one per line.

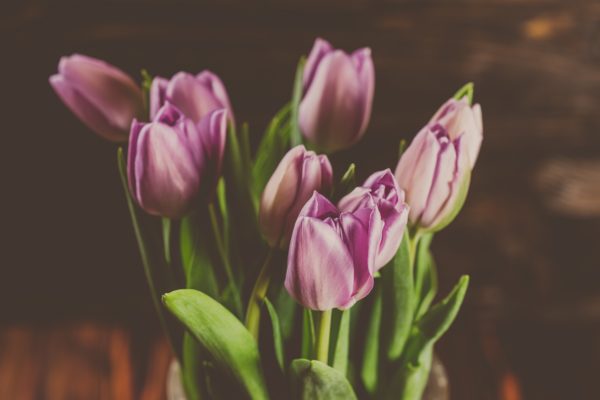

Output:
xmin=208 ymin=202 xmax=242 ymax=316
xmin=245 ymin=247 xmax=276 ymax=340
xmin=315 ymin=310 xmax=332 ymax=364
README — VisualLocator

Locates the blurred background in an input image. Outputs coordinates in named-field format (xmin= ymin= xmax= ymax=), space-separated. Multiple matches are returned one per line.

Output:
xmin=3 ymin=0 xmax=600 ymax=399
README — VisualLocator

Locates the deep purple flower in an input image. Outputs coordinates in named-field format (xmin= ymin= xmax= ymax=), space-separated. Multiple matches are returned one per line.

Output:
xmin=259 ymin=145 xmax=333 ymax=248
xmin=394 ymin=96 xmax=483 ymax=230
xmin=285 ymin=192 xmax=383 ymax=311
xmin=128 ymin=103 xmax=227 ymax=218
xmin=299 ymin=38 xmax=375 ymax=153
xmin=338 ymin=169 xmax=409 ymax=268
xmin=49 ymin=54 xmax=143 ymax=142
xmin=150 ymin=71 xmax=234 ymax=124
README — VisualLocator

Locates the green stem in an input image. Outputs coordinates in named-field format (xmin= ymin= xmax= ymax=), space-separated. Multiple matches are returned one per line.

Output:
xmin=162 ymin=218 xmax=171 ymax=265
xmin=315 ymin=310 xmax=332 ymax=364
xmin=245 ymin=248 xmax=275 ymax=340
xmin=208 ymin=202 xmax=242 ymax=316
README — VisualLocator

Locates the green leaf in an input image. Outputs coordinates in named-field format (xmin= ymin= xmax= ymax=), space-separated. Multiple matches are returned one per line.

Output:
xmin=331 ymin=310 xmax=350 ymax=376
xmin=360 ymin=284 xmax=382 ymax=394
xmin=274 ymin=287 xmax=297 ymax=341
xmin=252 ymin=104 xmax=292 ymax=202
xmin=182 ymin=333 xmax=206 ymax=400
xmin=163 ymin=289 xmax=270 ymax=400
xmin=415 ymin=246 xmax=438 ymax=320
xmin=425 ymin=170 xmax=471 ymax=233
xmin=179 ymin=214 xmax=219 ymax=298
xmin=289 ymin=57 xmax=306 ymax=147
xmin=290 ymin=359 xmax=358 ymax=400
xmin=417 ymin=275 xmax=469 ymax=343
xmin=385 ymin=344 xmax=433 ymax=400
xmin=453 ymin=82 xmax=474 ymax=105
xmin=117 ymin=148 xmax=181 ymax=358
xmin=301 ymin=309 xmax=316 ymax=359
xmin=263 ymin=297 xmax=285 ymax=372
xmin=382 ymin=234 xmax=415 ymax=361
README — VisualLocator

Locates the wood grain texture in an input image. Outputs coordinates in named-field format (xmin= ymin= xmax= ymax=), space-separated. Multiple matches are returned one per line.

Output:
xmin=2 ymin=0 xmax=600 ymax=399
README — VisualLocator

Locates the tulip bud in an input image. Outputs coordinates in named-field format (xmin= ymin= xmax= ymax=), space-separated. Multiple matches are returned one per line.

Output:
xmin=394 ymin=96 xmax=483 ymax=231
xmin=338 ymin=169 xmax=409 ymax=269
xmin=128 ymin=103 xmax=227 ymax=218
xmin=49 ymin=54 xmax=144 ymax=142
xmin=259 ymin=145 xmax=333 ymax=248
xmin=299 ymin=38 xmax=375 ymax=153
xmin=150 ymin=71 xmax=234 ymax=124
xmin=285 ymin=192 xmax=383 ymax=311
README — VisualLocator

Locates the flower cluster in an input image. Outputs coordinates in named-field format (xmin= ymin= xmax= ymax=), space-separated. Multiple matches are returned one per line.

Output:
xmin=51 ymin=37 xmax=482 ymax=400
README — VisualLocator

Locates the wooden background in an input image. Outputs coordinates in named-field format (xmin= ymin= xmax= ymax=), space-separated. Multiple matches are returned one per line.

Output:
xmin=2 ymin=0 xmax=600 ymax=398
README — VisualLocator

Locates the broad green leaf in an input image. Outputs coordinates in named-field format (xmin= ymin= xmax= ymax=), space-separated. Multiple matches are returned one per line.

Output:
xmin=385 ymin=344 xmax=433 ymax=400
xmin=274 ymin=287 xmax=297 ymax=341
xmin=182 ymin=333 xmax=205 ymax=400
xmin=331 ymin=310 xmax=350 ymax=376
xmin=301 ymin=309 xmax=316 ymax=359
xmin=290 ymin=359 xmax=357 ymax=400
xmin=453 ymin=82 xmax=474 ymax=105
xmin=180 ymin=214 xmax=219 ymax=298
xmin=117 ymin=148 xmax=181 ymax=358
xmin=360 ymin=284 xmax=382 ymax=394
xmin=382 ymin=234 xmax=415 ymax=361
xmin=263 ymin=297 xmax=285 ymax=372
xmin=163 ymin=289 xmax=270 ymax=400
xmin=417 ymin=275 xmax=469 ymax=344
xmin=252 ymin=104 xmax=291 ymax=201
xmin=289 ymin=57 xmax=306 ymax=147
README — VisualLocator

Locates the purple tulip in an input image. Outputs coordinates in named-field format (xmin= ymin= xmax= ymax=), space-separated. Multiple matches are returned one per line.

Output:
xmin=394 ymin=97 xmax=483 ymax=230
xmin=285 ymin=192 xmax=383 ymax=311
xmin=259 ymin=145 xmax=333 ymax=248
xmin=49 ymin=54 xmax=144 ymax=142
xmin=338 ymin=169 xmax=409 ymax=269
xmin=150 ymin=71 xmax=234 ymax=124
xmin=299 ymin=38 xmax=375 ymax=153
xmin=128 ymin=103 xmax=227 ymax=218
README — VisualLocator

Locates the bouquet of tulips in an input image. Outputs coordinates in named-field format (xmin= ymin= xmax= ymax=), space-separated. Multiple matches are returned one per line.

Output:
xmin=50 ymin=37 xmax=483 ymax=400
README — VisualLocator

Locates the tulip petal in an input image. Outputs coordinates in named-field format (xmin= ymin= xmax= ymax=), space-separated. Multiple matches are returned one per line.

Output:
xmin=285 ymin=217 xmax=355 ymax=311
xmin=50 ymin=74 xmax=127 ymax=142
xmin=303 ymin=38 xmax=334 ymax=92
xmin=58 ymin=55 xmax=142 ymax=132
xmin=150 ymin=77 xmax=169 ymax=120
xmin=166 ymin=72 xmax=224 ymax=124
xmin=351 ymin=48 xmax=375 ymax=138
xmin=133 ymin=123 xmax=200 ymax=218
xmin=395 ymin=126 xmax=440 ymax=224
xmin=299 ymin=51 xmax=365 ymax=152
xmin=196 ymin=71 xmax=235 ymax=123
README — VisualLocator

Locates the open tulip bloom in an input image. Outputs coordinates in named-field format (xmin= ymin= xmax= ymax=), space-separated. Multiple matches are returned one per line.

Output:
xmin=51 ymin=39 xmax=481 ymax=399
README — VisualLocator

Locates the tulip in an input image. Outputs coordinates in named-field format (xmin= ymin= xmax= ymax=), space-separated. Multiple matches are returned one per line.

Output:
xmin=394 ymin=96 xmax=483 ymax=231
xmin=150 ymin=71 xmax=234 ymax=124
xmin=299 ymin=38 xmax=375 ymax=153
xmin=285 ymin=192 xmax=383 ymax=311
xmin=338 ymin=169 xmax=409 ymax=268
xmin=128 ymin=103 xmax=227 ymax=218
xmin=49 ymin=55 xmax=144 ymax=142
xmin=259 ymin=145 xmax=333 ymax=248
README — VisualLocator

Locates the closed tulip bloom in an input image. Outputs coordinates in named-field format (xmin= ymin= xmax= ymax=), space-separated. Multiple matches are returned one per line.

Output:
xmin=299 ymin=38 xmax=375 ymax=153
xmin=394 ymin=97 xmax=483 ymax=230
xmin=338 ymin=169 xmax=409 ymax=269
xmin=49 ymin=54 xmax=143 ymax=142
xmin=128 ymin=103 xmax=227 ymax=218
xmin=150 ymin=71 xmax=234 ymax=124
xmin=285 ymin=192 xmax=383 ymax=311
xmin=259 ymin=145 xmax=333 ymax=248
